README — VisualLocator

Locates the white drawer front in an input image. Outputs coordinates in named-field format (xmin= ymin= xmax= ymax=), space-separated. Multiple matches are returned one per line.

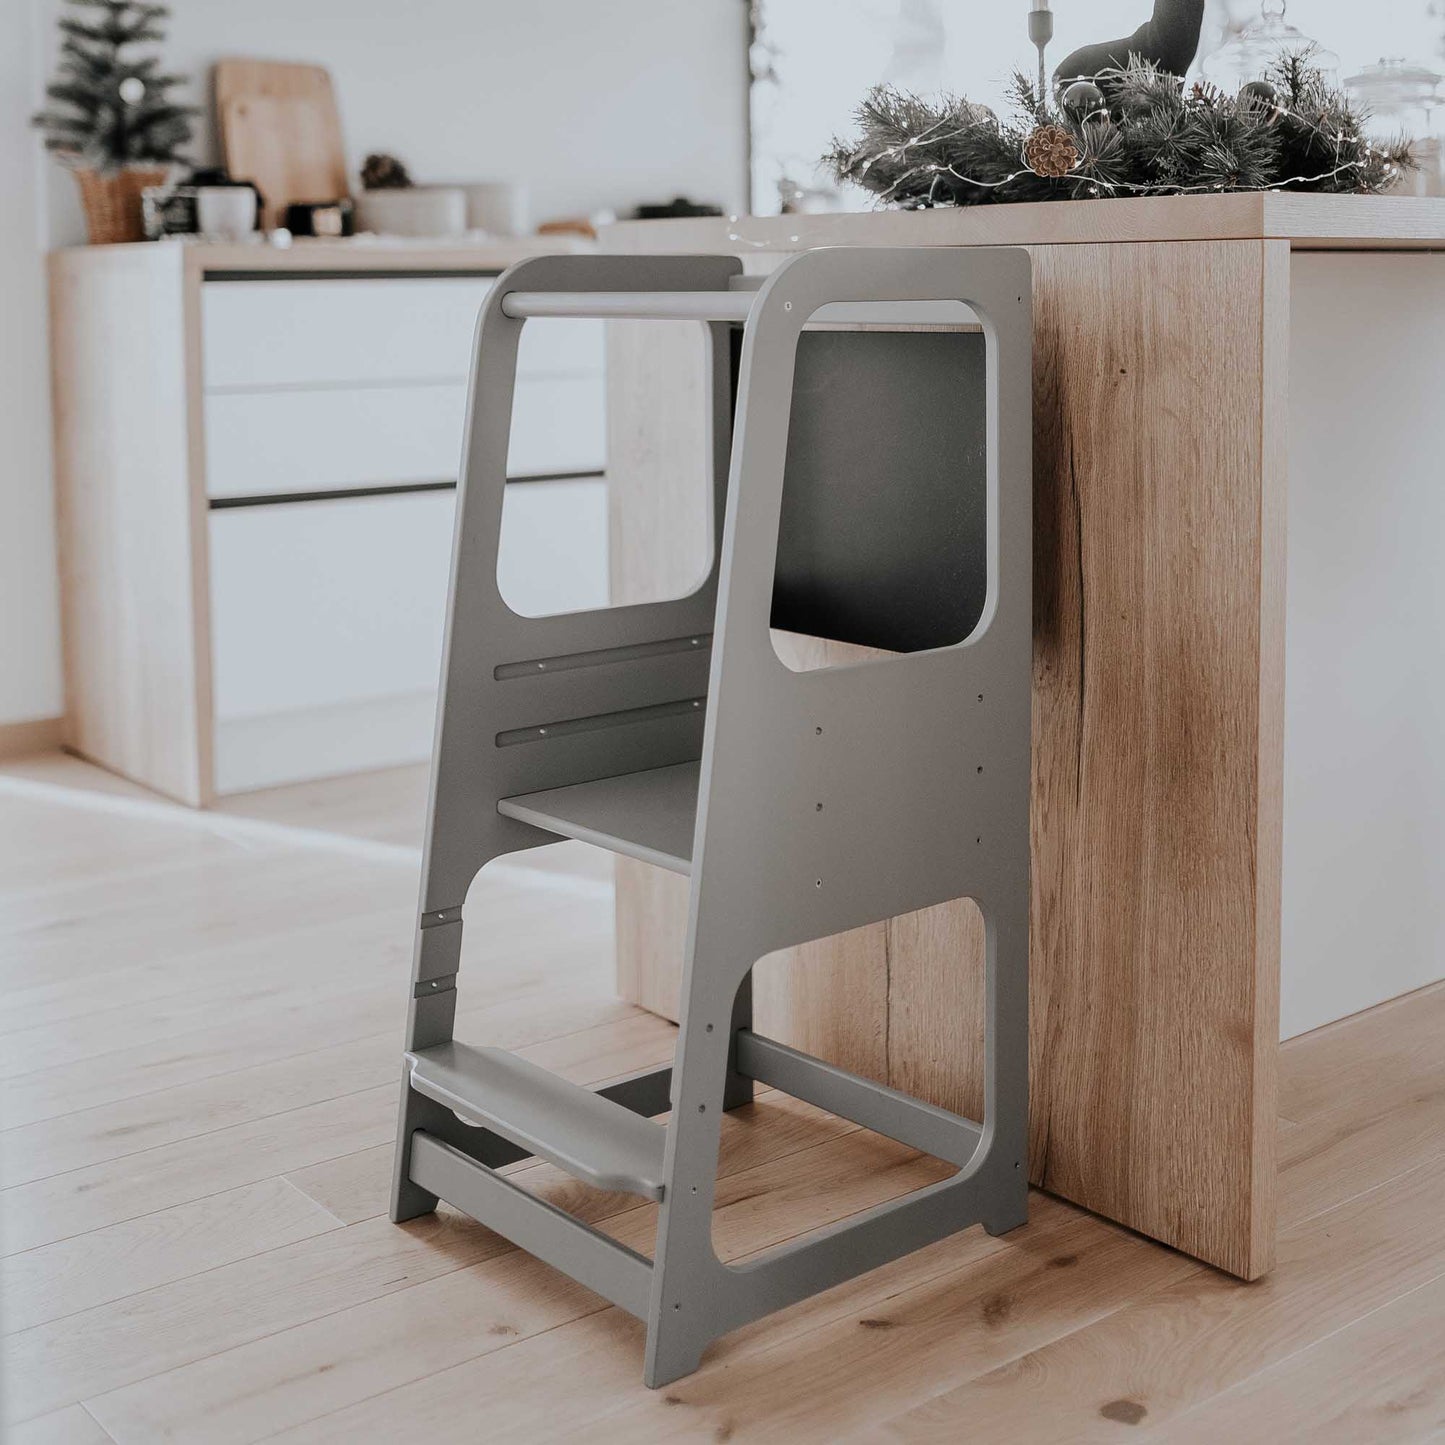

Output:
xmin=202 ymin=281 xmax=606 ymax=391
xmin=507 ymin=375 xmax=608 ymax=479
xmin=210 ymin=478 xmax=609 ymax=724
xmin=204 ymin=375 xmax=605 ymax=498
xmin=497 ymin=476 xmax=610 ymax=617
xmin=210 ymin=491 xmax=455 ymax=721
xmin=203 ymin=279 xmax=495 ymax=389
xmin=205 ymin=384 xmax=467 ymax=497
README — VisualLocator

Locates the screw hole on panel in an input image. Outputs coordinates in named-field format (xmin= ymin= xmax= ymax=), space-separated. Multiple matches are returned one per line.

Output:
xmin=815 ymin=879 xmax=823 ymax=888
xmin=978 ymin=693 xmax=984 ymax=702
xmin=815 ymin=802 xmax=824 ymax=812
xmin=815 ymin=726 xmax=823 ymax=735
xmin=674 ymin=1302 xmax=681 ymax=1311
xmin=698 ymin=1104 xmax=706 ymax=1113
xmin=691 ymin=1185 xmax=698 ymax=1193
xmin=705 ymin=1023 xmax=714 ymax=1033
xmin=976 ymin=836 xmax=982 ymax=845
xmin=977 ymin=765 xmax=984 ymax=774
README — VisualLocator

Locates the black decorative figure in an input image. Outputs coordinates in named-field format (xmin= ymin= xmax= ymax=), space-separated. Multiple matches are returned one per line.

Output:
xmin=1054 ymin=0 xmax=1206 ymax=84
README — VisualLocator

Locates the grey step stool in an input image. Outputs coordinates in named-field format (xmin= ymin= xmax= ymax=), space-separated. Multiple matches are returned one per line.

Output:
xmin=389 ymin=245 xmax=1033 ymax=1388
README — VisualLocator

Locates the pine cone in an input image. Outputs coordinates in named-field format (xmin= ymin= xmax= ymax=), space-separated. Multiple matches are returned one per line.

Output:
xmin=361 ymin=153 xmax=413 ymax=190
xmin=1022 ymin=125 xmax=1080 ymax=179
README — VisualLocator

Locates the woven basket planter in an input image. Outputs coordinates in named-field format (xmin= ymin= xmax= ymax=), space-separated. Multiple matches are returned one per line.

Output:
xmin=73 ymin=166 xmax=169 ymax=244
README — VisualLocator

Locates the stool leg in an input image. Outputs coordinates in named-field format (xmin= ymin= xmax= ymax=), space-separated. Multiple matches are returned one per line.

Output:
xmin=980 ymin=893 xmax=1030 ymax=1237
xmin=722 ymin=966 xmax=754 ymax=1112
xmin=389 ymin=915 xmax=462 ymax=1222
xmin=644 ymin=943 xmax=746 ymax=1387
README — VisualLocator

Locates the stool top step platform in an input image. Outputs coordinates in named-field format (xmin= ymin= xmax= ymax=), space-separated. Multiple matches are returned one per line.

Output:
xmin=497 ymin=761 xmax=700 ymax=875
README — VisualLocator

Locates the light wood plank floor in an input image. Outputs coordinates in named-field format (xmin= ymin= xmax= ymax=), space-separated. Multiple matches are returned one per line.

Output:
xmin=2 ymin=754 xmax=1442 ymax=1444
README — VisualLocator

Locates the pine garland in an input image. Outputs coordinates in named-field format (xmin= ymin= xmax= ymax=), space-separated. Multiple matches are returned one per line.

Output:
xmin=826 ymin=52 xmax=1416 ymax=208
xmin=33 ymin=0 xmax=194 ymax=174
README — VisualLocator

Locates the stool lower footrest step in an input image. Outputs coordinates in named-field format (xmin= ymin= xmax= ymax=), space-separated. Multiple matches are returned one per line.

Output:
xmin=406 ymin=1041 xmax=668 ymax=1199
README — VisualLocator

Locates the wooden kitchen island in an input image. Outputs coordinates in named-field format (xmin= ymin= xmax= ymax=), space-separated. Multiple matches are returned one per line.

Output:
xmin=599 ymin=194 xmax=1445 ymax=1281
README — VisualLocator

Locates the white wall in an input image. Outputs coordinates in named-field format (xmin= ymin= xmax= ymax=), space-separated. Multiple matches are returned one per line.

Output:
xmin=0 ymin=0 xmax=63 ymax=729
xmin=0 ymin=0 xmax=750 ymax=730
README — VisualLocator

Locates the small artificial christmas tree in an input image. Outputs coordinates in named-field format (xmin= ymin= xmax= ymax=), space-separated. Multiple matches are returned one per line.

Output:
xmin=33 ymin=0 xmax=195 ymax=242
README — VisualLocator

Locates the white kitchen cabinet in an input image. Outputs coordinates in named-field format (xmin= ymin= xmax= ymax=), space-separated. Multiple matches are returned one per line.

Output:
xmin=202 ymin=271 xmax=609 ymax=791
xmin=50 ymin=239 xmax=609 ymax=804
xmin=210 ymin=492 xmax=457 ymax=723
xmin=210 ymin=477 xmax=608 ymax=791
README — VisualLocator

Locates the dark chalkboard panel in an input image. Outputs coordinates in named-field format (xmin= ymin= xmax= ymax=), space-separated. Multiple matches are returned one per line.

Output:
xmin=769 ymin=329 xmax=988 ymax=654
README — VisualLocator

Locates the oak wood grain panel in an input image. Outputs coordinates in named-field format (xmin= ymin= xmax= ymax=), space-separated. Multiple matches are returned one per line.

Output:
xmin=1027 ymin=239 xmax=1285 ymax=1279
xmin=612 ymin=856 xmax=689 ymax=1021
xmin=49 ymin=245 xmax=208 ymax=805
xmin=613 ymin=850 xmax=894 ymax=1088
xmin=603 ymin=318 xmax=892 ymax=1078
xmin=1251 ymin=238 xmax=1290 ymax=1267
xmin=604 ymin=318 xmax=716 ymax=611
xmin=605 ymin=312 xmax=712 ymax=1026
xmin=886 ymin=899 xmax=986 ymax=1123
xmin=607 ymin=236 xmax=1286 ymax=1281
xmin=606 ymin=193 xmax=1445 ymax=256
xmin=605 ymin=309 xmax=935 ymax=1089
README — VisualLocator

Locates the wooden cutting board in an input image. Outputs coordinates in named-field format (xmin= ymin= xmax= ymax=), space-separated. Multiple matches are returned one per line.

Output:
xmin=215 ymin=59 xmax=349 ymax=228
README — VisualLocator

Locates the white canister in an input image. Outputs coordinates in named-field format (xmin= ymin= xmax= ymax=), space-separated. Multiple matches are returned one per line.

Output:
xmin=455 ymin=181 xmax=529 ymax=236
xmin=354 ymin=187 xmax=467 ymax=238
xmin=196 ymin=186 xmax=258 ymax=241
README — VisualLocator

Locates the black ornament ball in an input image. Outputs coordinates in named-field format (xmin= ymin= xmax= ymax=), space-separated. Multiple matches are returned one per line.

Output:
xmin=1061 ymin=80 xmax=1108 ymax=122
xmin=1237 ymin=79 xmax=1281 ymax=119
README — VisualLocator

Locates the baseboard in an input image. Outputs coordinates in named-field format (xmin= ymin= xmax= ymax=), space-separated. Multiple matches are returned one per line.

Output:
xmin=214 ymin=692 xmax=437 ymax=795
xmin=0 ymin=716 xmax=63 ymax=762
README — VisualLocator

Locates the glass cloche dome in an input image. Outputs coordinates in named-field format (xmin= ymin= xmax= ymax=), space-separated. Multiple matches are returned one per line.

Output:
xmin=1346 ymin=57 xmax=1445 ymax=196
xmin=1198 ymin=1 xmax=1341 ymax=89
